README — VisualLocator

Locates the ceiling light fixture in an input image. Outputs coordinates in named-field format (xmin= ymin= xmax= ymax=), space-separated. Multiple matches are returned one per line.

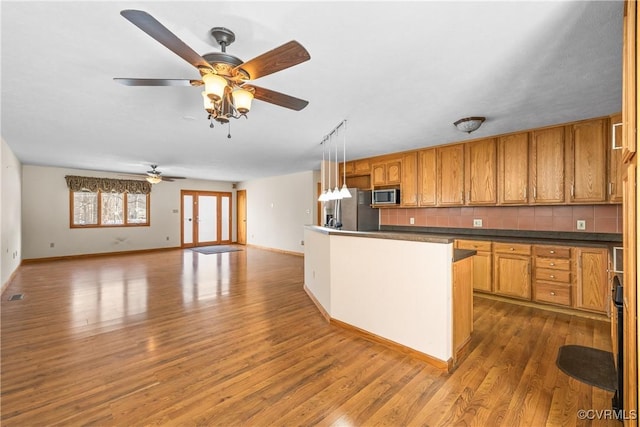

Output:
xmin=454 ymin=116 xmax=486 ymax=133
xmin=318 ymin=120 xmax=349 ymax=202
xmin=146 ymin=175 xmax=162 ymax=184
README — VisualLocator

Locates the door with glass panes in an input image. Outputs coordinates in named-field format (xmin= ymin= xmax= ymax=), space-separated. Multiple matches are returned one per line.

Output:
xmin=181 ymin=190 xmax=232 ymax=247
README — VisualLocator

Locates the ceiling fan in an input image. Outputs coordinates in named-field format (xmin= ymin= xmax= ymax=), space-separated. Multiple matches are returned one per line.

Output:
xmin=124 ymin=165 xmax=186 ymax=184
xmin=114 ymin=9 xmax=311 ymax=129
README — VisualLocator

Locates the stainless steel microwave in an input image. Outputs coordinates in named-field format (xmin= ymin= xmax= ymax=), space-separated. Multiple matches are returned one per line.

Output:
xmin=372 ymin=189 xmax=400 ymax=204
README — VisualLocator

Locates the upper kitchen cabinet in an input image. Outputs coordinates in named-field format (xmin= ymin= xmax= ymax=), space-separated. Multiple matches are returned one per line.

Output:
xmin=465 ymin=138 xmax=497 ymax=205
xmin=437 ymin=144 xmax=465 ymax=206
xmin=567 ymin=119 xmax=608 ymax=203
xmin=418 ymin=148 xmax=437 ymax=206
xmin=497 ymin=132 xmax=529 ymax=205
xmin=372 ymin=159 xmax=401 ymax=187
xmin=609 ymin=114 xmax=624 ymax=203
xmin=529 ymin=126 xmax=566 ymax=204
xmin=401 ymin=151 xmax=418 ymax=206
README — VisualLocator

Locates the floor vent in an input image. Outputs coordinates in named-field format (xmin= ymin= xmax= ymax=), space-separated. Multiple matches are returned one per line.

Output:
xmin=8 ymin=294 xmax=24 ymax=301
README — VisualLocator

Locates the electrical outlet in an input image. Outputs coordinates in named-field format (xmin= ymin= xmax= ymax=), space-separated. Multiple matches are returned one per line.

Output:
xmin=300 ymin=240 xmax=304 ymax=246
xmin=50 ymin=242 xmax=55 ymax=248
xmin=473 ymin=219 xmax=483 ymax=227
xmin=409 ymin=217 xmax=415 ymax=225
xmin=577 ymin=220 xmax=586 ymax=230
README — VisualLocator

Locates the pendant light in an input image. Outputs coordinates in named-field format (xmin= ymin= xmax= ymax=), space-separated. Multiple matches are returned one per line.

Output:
xmin=318 ymin=138 xmax=329 ymax=202
xmin=339 ymin=120 xmax=352 ymax=198
xmin=332 ymin=128 xmax=341 ymax=199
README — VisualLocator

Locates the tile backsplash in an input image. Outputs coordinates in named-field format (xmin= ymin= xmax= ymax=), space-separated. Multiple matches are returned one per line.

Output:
xmin=379 ymin=204 xmax=622 ymax=234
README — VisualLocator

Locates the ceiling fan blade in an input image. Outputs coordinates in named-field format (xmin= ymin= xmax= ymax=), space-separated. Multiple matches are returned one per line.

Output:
xmin=235 ymin=41 xmax=310 ymax=80
xmin=247 ymin=85 xmax=309 ymax=111
xmin=114 ymin=78 xmax=202 ymax=86
xmin=120 ymin=10 xmax=212 ymax=71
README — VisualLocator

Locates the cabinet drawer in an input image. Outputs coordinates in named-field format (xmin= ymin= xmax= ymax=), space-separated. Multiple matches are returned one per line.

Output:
xmin=494 ymin=242 xmax=531 ymax=255
xmin=535 ymin=257 xmax=571 ymax=271
xmin=456 ymin=240 xmax=492 ymax=252
xmin=535 ymin=268 xmax=571 ymax=283
xmin=534 ymin=282 xmax=572 ymax=306
xmin=533 ymin=245 xmax=571 ymax=258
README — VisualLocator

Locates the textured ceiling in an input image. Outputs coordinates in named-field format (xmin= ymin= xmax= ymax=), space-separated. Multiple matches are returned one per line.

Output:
xmin=1 ymin=1 xmax=624 ymax=182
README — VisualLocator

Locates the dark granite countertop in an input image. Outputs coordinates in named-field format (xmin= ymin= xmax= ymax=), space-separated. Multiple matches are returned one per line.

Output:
xmin=380 ymin=225 xmax=622 ymax=247
xmin=453 ymin=249 xmax=476 ymax=262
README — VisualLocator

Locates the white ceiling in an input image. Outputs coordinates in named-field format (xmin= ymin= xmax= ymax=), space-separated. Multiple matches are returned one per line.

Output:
xmin=1 ymin=1 xmax=623 ymax=183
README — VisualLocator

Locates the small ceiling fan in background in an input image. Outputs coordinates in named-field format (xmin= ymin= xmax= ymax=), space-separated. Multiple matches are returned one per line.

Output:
xmin=114 ymin=9 xmax=311 ymax=131
xmin=122 ymin=165 xmax=186 ymax=184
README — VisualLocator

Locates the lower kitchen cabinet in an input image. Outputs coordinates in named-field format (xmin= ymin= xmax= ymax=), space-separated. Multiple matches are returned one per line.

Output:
xmin=532 ymin=245 xmax=572 ymax=307
xmin=574 ymin=247 xmax=609 ymax=313
xmin=493 ymin=243 xmax=532 ymax=300
xmin=455 ymin=239 xmax=492 ymax=292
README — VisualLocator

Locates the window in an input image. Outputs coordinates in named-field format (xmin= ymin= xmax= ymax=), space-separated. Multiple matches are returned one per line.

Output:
xmin=71 ymin=190 xmax=149 ymax=227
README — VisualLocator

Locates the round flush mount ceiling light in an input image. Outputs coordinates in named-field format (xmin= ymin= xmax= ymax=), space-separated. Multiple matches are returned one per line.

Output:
xmin=454 ymin=117 xmax=486 ymax=133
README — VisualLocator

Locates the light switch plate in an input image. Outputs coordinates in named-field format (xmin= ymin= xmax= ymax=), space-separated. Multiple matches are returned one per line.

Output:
xmin=576 ymin=220 xmax=586 ymax=230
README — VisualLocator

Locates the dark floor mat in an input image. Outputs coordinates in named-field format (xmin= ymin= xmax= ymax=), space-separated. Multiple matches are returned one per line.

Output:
xmin=556 ymin=344 xmax=617 ymax=391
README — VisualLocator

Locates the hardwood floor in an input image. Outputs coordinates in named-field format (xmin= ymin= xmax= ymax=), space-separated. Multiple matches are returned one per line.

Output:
xmin=1 ymin=247 xmax=619 ymax=426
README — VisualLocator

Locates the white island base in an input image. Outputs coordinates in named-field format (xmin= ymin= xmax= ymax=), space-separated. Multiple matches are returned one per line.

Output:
xmin=303 ymin=226 xmax=473 ymax=371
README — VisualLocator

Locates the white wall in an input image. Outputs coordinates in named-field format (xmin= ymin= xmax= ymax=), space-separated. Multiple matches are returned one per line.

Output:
xmin=239 ymin=170 xmax=316 ymax=254
xmin=22 ymin=165 xmax=235 ymax=259
xmin=1 ymin=139 xmax=23 ymax=291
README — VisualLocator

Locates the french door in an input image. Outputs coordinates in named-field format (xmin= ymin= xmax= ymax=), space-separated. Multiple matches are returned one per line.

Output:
xmin=181 ymin=190 xmax=232 ymax=247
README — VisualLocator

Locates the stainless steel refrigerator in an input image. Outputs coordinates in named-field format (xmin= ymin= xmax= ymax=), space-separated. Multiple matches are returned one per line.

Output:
xmin=337 ymin=188 xmax=379 ymax=231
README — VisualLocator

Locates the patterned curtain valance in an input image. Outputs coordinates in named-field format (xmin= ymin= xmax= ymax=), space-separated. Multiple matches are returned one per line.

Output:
xmin=65 ymin=175 xmax=152 ymax=194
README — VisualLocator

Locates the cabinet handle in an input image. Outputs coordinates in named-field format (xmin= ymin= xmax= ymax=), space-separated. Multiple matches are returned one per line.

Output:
xmin=510 ymin=247 xmax=515 ymax=251
xmin=550 ymin=275 xmax=555 ymax=279
xmin=461 ymin=191 xmax=464 ymax=202
xmin=550 ymin=262 xmax=555 ymax=266
xmin=550 ymin=250 xmax=555 ymax=254
xmin=550 ymin=291 xmax=556 ymax=296
xmin=523 ymin=187 xmax=527 ymax=200
xmin=609 ymin=182 xmax=614 ymax=196
xmin=533 ymin=187 xmax=537 ymax=200
xmin=571 ymin=184 xmax=575 ymax=198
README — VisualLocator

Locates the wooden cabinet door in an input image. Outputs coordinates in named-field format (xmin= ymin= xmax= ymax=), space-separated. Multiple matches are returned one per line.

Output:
xmin=437 ymin=144 xmax=465 ymax=206
xmin=569 ymin=119 xmax=607 ymax=203
xmin=575 ymin=247 xmax=609 ymax=313
xmin=609 ymin=114 xmax=624 ymax=202
xmin=371 ymin=163 xmax=386 ymax=186
xmin=354 ymin=159 xmax=371 ymax=175
xmin=456 ymin=239 xmax=492 ymax=292
xmin=530 ymin=126 xmax=566 ymax=204
xmin=418 ymin=148 xmax=437 ymax=206
xmin=494 ymin=254 xmax=531 ymax=299
xmin=401 ymin=152 xmax=418 ymax=206
xmin=452 ymin=256 xmax=473 ymax=356
xmin=386 ymin=160 xmax=401 ymax=185
xmin=498 ymin=132 xmax=529 ymax=204
xmin=465 ymin=138 xmax=497 ymax=205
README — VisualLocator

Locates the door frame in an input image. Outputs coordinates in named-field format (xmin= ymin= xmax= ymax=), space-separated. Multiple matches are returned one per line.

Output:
xmin=236 ymin=189 xmax=247 ymax=245
xmin=180 ymin=190 xmax=232 ymax=248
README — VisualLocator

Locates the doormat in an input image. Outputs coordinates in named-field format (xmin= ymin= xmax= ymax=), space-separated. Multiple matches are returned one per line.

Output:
xmin=190 ymin=245 xmax=243 ymax=255
xmin=556 ymin=344 xmax=617 ymax=391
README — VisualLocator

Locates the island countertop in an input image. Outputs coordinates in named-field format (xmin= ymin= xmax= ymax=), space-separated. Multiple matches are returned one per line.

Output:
xmin=305 ymin=225 xmax=475 ymax=262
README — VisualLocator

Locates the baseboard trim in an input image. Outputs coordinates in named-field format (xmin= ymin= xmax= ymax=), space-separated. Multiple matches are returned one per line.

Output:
xmin=1 ymin=263 xmax=22 ymax=296
xmin=303 ymin=285 xmax=330 ymax=322
xmin=21 ymin=246 xmax=182 ymax=264
xmin=245 ymin=244 xmax=303 ymax=257
xmin=330 ymin=318 xmax=453 ymax=372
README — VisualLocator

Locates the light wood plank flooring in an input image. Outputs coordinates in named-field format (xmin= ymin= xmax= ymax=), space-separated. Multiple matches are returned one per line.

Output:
xmin=1 ymin=247 xmax=619 ymax=426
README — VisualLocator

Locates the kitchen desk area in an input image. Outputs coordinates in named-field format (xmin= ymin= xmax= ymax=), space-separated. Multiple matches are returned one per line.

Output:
xmin=303 ymin=225 xmax=475 ymax=371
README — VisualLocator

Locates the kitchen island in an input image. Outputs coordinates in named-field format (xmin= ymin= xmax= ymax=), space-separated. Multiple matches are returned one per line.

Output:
xmin=303 ymin=225 xmax=474 ymax=371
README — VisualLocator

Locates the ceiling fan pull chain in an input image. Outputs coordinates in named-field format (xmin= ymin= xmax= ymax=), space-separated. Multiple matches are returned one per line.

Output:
xmin=227 ymin=122 xmax=232 ymax=139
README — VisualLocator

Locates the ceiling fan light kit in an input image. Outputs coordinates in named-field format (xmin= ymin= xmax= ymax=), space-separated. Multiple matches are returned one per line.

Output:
xmin=115 ymin=10 xmax=310 ymax=134
xmin=454 ymin=116 xmax=486 ymax=133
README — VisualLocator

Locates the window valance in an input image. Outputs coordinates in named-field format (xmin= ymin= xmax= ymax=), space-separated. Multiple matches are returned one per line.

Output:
xmin=65 ymin=175 xmax=152 ymax=194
